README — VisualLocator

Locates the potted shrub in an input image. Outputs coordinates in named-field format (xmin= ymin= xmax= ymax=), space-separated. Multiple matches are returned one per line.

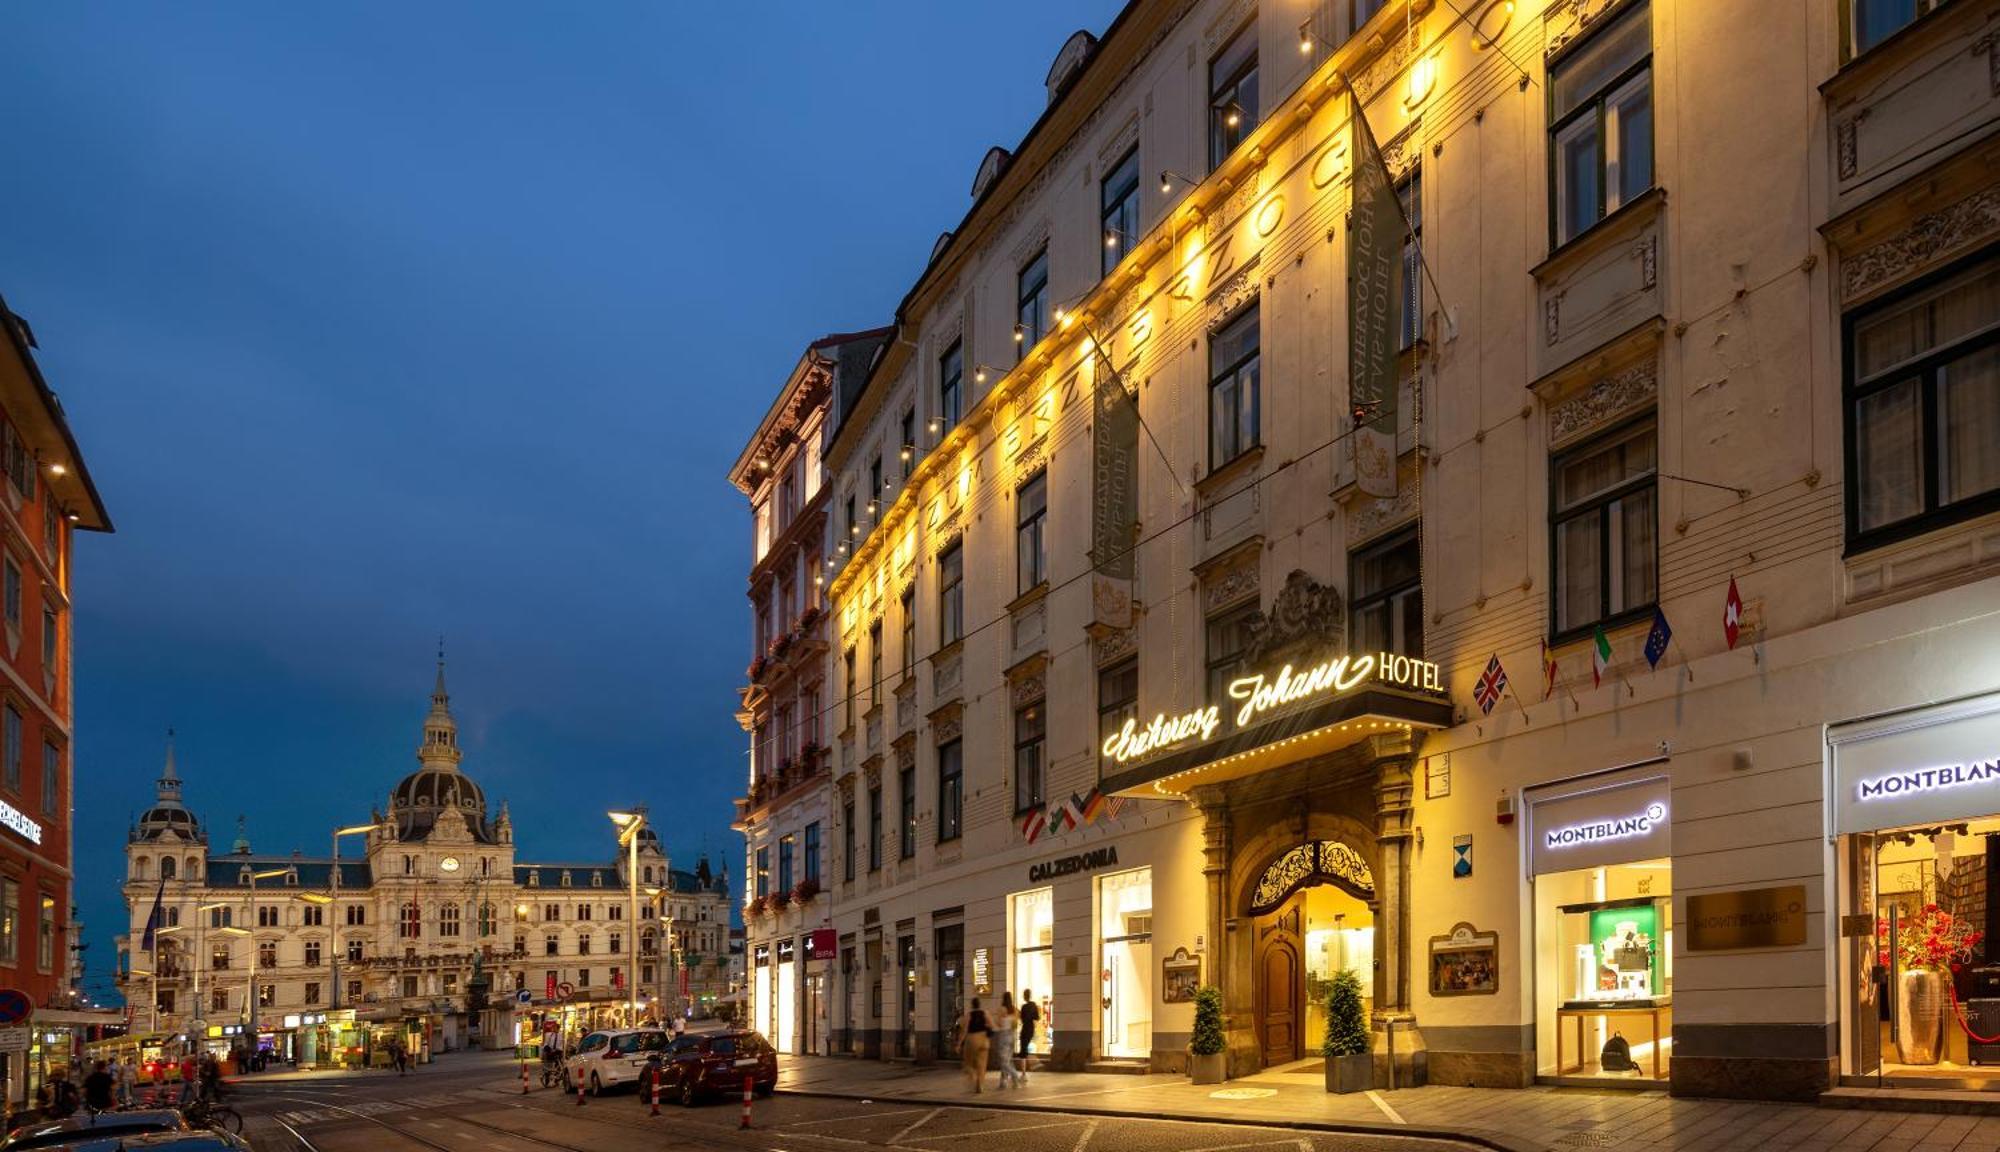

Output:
xmin=1323 ymin=969 xmax=1371 ymax=1093
xmin=1189 ymin=986 xmax=1227 ymax=1084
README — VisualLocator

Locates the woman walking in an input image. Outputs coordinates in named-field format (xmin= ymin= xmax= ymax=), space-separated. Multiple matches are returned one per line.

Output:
xmin=957 ymin=998 xmax=992 ymax=1094
xmin=992 ymin=992 xmax=1021 ymax=1090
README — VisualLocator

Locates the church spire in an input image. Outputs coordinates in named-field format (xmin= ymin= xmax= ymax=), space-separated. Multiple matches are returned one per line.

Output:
xmin=156 ymin=727 xmax=182 ymax=801
xmin=417 ymin=641 xmax=463 ymax=771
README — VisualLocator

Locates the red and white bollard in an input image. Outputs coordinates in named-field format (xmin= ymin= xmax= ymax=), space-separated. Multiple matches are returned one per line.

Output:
xmin=576 ymin=1075 xmax=586 ymax=1106
xmin=650 ymin=1075 xmax=662 ymax=1116
xmin=520 ymin=1061 xmax=530 ymax=1095
xmin=740 ymin=1073 xmax=753 ymax=1129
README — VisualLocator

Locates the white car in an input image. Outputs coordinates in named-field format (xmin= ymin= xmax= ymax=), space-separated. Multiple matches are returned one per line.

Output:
xmin=567 ymin=1027 xmax=671 ymax=1095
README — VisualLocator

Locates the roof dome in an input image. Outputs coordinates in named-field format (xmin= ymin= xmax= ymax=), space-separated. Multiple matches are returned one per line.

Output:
xmin=388 ymin=648 xmax=493 ymax=843
xmin=133 ymin=732 xmax=202 ymax=843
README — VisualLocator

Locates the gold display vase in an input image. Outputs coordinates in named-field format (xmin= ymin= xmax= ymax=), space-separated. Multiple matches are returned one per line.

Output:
xmin=1898 ymin=968 xmax=1946 ymax=1066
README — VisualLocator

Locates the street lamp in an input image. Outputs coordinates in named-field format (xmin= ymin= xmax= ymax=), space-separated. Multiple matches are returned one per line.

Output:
xmin=158 ymin=901 xmax=234 ymax=1035
xmin=643 ymin=886 xmax=664 ymax=1022
xmin=328 ymin=823 xmax=381 ymax=1012
xmin=246 ymin=869 xmax=289 ymax=1043
xmin=127 ymin=967 xmax=156 ymax=1033
xmin=609 ymin=811 xmax=644 ymax=1026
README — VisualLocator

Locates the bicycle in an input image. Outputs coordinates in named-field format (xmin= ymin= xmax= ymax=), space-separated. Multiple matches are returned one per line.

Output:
xmin=182 ymin=1097 xmax=242 ymax=1135
xmin=540 ymin=1054 xmax=567 ymax=1090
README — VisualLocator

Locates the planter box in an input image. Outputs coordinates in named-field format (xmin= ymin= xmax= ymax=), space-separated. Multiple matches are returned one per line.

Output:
xmin=1328 ymin=1053 xmax=1372 ymax=1094
xmin=1190 ymin=1051 xmax=1227 ymax=1085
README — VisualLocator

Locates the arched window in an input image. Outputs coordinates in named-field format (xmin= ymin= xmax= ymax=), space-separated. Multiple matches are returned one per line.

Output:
xmin=642 ymin=866 xmax=653 ymax=884
xmin=399 ymin=902 xmax=421 ymax=939
xmin=160 ymin=857 xmax=177 ymax=880
xmin=640 ymin=928 xmax=657 ymax=955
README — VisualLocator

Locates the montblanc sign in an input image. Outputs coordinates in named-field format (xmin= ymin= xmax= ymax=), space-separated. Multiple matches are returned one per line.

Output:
xmin=1856 ymin=760 xmax=2000 ymax=801
xmin=1544 ymin=802 xmax=1667 ymax=850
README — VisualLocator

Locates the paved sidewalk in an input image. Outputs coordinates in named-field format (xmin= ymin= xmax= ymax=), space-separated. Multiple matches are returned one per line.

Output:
xmin=773 ymin=1056 xmax=2000 ymax=1152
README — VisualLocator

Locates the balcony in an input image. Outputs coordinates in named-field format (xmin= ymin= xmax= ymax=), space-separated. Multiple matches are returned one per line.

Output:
xmin=733 ymin=744 xmax=829 ymax=824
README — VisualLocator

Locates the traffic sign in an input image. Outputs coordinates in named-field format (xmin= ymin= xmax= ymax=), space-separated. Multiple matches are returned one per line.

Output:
xmin=516 ymin=989 xmax=532 ymax=1006
xmin=0 ymin=989 xmax=34 ymax=1025
xmin=557 ymin=981 xmax=573 ymax=1000
xmin=0 ymin=1029 xmax=28 ymax=1052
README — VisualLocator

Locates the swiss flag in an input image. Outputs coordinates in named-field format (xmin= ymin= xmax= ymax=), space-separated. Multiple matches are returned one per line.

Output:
xmin=1724 ymin=576 xmax=1744 ymax=649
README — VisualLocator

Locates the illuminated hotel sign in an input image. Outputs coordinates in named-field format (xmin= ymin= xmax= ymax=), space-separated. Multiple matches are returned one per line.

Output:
xmin=1544 ymin=802 xmax=1667 ymax=850
xmin=0 ymin=799 xmax=42 ymax=846
xmin=1856 ymin=760 xmax=2000 ymax=801
xmin=1100 ymin=652 xmax=1443 ymax=766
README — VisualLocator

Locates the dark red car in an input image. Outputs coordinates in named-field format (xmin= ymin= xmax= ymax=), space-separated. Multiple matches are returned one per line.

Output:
xmin=662 ymin=1030 xmax=778 ymax=1106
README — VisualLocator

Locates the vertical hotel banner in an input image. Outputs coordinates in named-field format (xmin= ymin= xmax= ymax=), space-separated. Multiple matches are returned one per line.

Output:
xmin=1346 ymin=104 xmax=1402 ymax=499
xmin=1091 ymin=356 xmax=1139 ymax=630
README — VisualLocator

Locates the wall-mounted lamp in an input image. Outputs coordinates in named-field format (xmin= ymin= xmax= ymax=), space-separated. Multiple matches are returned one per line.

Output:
xmin=973 ymin=364 xmax=1005 ymax=385
xmin=1299 ymin=20 xmax=1314 ymax=54
xmin=45 ymin=463 xmax=65 ymax=477
xmin=927 ymin=417 xmax=941 ymax=435
xmin=1012 ymin=323 xmax=1026 ymax=344
xmin=900 ymin=444 xmax=914 ymax=461
xmin=1220 ymin=101 xmax=1245 ymax=129
xmin=1159 ymin=169 xmax=1198 ymax=197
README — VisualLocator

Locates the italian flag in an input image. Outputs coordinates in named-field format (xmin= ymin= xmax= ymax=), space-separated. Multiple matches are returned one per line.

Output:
xmin=1591 ymin=624 xmax=1612 ymax=688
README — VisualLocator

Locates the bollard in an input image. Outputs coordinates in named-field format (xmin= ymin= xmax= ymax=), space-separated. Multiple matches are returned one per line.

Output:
xmin=521 ymin=1060 xmax=530 ymax=1095
xmin=576 ymin=1074 xmax=586 ymax=1106
xmin=650 ymin=1075 xmax=661 ymax=1116
xmin=740 ymin=1072 xmax=753 ymax=1129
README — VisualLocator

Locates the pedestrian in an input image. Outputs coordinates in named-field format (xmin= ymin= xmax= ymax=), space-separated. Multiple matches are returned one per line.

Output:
xmin=672 ymin=1015 xmax=686 ymax=1038
xmin=82 ymin=1060 xmax=115 ymax=1113
xmin=957 ymin=998 xmax=991 ymax=1094
xmin=993 ymin=992 xmax=1021 ymax=1090
xmin=176 ymin=1054 xmax=198 ymax=1107
xmin=115 ymin=1055 xmax=137 ymax=1108
xmin=49 ymin=1071 xmax=78 ymax=1118
xmin=1017 ymin=990 xmax=1041 ymax=1080
xmin=198 ymin=1055 xmax=222 ymax=1105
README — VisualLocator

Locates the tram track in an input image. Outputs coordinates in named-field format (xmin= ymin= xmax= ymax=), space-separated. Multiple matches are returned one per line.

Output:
xmin=256 ymin=1090 xmax=822 ymax=1152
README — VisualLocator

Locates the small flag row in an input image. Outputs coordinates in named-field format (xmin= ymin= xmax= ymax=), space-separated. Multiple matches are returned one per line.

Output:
xmin=1021 ymin=787 xmax=1124 ymax=844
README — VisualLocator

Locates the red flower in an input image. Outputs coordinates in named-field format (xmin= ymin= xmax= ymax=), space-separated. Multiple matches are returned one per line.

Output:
xmin=1925 ymin=903 xmax=1940 ymax=914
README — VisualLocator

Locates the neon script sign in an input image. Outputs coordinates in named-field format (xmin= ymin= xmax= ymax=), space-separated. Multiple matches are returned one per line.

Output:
xmin=1856 ymin=759 xmax=2000 ymax=801
xmin=1545 ymin=802 xmax=1667 ymax=849
xmin=1100 ymin=652 xmax=1443 ymax=765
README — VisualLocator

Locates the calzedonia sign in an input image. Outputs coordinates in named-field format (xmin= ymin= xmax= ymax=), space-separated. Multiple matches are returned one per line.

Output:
xmin=1028 ymin=845 xmax=1119 ymax=883
xmin=1100 ymin=651 xmax=1443 ymax=766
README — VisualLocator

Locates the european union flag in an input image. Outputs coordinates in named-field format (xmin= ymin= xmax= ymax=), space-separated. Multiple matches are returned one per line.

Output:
xmin=1644 ymin=607 xmax=1673 ymax=670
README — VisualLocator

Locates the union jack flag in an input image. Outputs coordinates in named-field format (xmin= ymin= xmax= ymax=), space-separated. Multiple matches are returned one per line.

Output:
xmin=1474 ymin=654 xmax=1509 ymax=715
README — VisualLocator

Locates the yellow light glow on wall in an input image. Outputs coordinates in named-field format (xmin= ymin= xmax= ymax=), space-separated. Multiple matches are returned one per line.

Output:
xmin=1406 ymin=55 xmax=1437 ymax=106
xmin=1255 ymin=195 xmax=1285 ymax=237
xmin=956 ymin=464 xmax=972 ymax=504
xmin=1312 ymin=142 xmax=1348 ymax=189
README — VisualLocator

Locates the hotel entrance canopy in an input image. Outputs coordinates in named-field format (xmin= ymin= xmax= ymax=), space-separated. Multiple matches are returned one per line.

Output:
xmin=1098 ymin=652 xmax=1452 ymax=798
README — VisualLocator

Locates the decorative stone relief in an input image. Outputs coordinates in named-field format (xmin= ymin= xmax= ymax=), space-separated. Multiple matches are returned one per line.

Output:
xmin=1213 ymin=169 xmax=1263 ymax=236
xmin=862 ymin=757 xmax=882 ymax=787
xmin=1638 ymin=234 xmax=1658 ymax=290
xmin=1352 ymin=24 xmax=1417 ymax=104
xmin=1204 ymin=0 xmax=1255 ymax=53
xmin=1544 ymin=292 xmax=1563 ymax=346
xmin=894 ymin=742 xmax=915 ymax=774
xmin=930 ymin=701 xmax=964 ymax=745
xmin=1243 ymin=569 xmax=1345 ymax=668
xmin=1098 ymin=111 xmax=1141 ymax=177
xmin=1094 ymin=626 xmax=1137 ymax=667
xmin=1979 ymin=34 xmax=2000 ymax=98
xmin=1348 ymin=468 xmax=1420 ymax=548
xmin=1008 ymin=660 xmax=1047 ymax=708
xmin=1202 ymin=547 xmax=1261 ymax=614
xmin=932 ymin=647 xmax=963 ymax=701
xmin=1379 ymin=117 xmax=1420 ymax=182
xmin=1842 ymin=186 xmax=2000 ymax=303
xmin=1836 ymin=114 xmax=1861 ymax=180
xmin=1209 ymin=262 xmax=1261 ymax=329
xmin=1545 ymin=0 xmax=1621 ymax=61
xmin=895 ymin=678 xmax=917 ymax=732
xmin=1548 ymin=359 xmax=1659 ymax=448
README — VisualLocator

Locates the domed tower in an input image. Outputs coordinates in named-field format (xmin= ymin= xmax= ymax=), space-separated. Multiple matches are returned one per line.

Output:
xmin=131 ymin=731 xmax=203 ymax=847
xmin=386 ymin=652 xmax=492 ymax=843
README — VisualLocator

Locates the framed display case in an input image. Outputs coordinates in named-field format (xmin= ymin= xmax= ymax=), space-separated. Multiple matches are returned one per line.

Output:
xmin=1555 ymin=895 xmax=1671 ymax=1009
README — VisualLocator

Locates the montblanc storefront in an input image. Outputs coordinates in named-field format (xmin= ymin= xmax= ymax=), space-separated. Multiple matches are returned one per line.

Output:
xmin=1830 ymin=692 xmax=2000 ymax=1088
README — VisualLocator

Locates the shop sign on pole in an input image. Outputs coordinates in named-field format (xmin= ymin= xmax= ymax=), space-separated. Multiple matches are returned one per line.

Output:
xmin=0 ymin=1029 xmax=28 ymax=1053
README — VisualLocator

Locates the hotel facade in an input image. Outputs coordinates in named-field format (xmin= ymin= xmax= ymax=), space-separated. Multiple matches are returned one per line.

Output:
xmin=736 ymin=0 xmax=2000 ymax=1101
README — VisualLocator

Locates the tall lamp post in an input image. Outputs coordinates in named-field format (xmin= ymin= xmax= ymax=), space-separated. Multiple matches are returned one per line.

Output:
xmin=127 ymin=968 xmax=156 ymax=1033
xmin=609 ymin=812 xmax=644 ymax=1027
xmin=642 ymin=885 xmax=663 ymax=1022
xmin=327 ymin=824 xmax=381 ymax=1013
xmin=245 ymin=869 xmax=289 ymax=1047
xmin=158 ymin=901 xmax=233 ymax=1040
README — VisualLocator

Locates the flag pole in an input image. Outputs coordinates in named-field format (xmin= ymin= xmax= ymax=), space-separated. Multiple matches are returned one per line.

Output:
xmin=1671 ymin=634 xmax=1697 ymax=681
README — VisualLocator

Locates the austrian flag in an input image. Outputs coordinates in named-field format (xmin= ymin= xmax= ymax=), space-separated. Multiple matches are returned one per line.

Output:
xmin=1474 ymin=654 xmax=1509 ymax=715
xmin=1020 ymin=807 xmax=1047 ymax=844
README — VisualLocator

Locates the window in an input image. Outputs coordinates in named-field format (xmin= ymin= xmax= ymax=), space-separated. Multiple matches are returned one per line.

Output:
xmin=937 ymin=542 xmax=964 ymax=646
xmin=868 ymin=621 xmax=883 ymax=710
xmin=1209 ymin=303 xmax=1261 ymax=468
xmin=1206 ymin=602 xmax=1260 ymax=704
xmin=346 ymin=939 xmax=364 ymax=963
xmin=301 ymin=905 xmax=323 ymax=927
xmin=1101 ymin=148 xmax=1141 ymax=276
xmin=1849 ymin=0 xmax=1940 ymax=58
xmin=900 ymin=587 xmax=916 ymax=678
xmin=755 ymin=847 xmax=770 ymax=899
xmin=1209 ymin=20 xmax=1259 ymax=170
xmin=804 ymin=822 xmax=822 ymax=885
xmin=939 ymin=341 xmax=964 ymax=436
xmin=304 ymin=940 xmax=321 ymax=966
xmin=842 ymin=796 xmax=856 ymax=882
xmin=1018 ymin=250 xmax=1049 ymax=357
xmin=2 ymin=557 xmax=18 ymax=630
xmin=346 ymin=905 xmax=366 ymax=926
xmin=1550 ymin=1 xmax=1652 ymax=246
xmin=400 ymin=901 xmax=422 ymax=939
xmin=1847 ymin=255 xmax=2000 ymax=546
xmin=777 ymin=835 xmax=795 ymax=894
xmin=606 ymin=903 xmax=622 ymax=922
xmin=937 ymin=740 xmax=963 ymax=843
xmin=1014 ymin=702 xmax=1045 ymax=815
xmin=2 ymin=429 xmax=29 ymax=500
xmin=211 ymin=942 xmax=231 ymax=971
xmin=779 ymin=467 xmax=798 ymax=530
xmin=843 ymin=648 xmax=857 ymax=729
xmin=36 ymin=894 xmax=53 ymax=971
xmin=543 ymin=903 xmax=561 ymax=922
xmin=899 ymin=762 xmax=917 ymax=859
xmin=576 ymin=968 xmax=591 ymax=989
xmin=2 ymin=705 xmax=18 ymax=791
xmin=1097 ymin=658 xmax=1139 ymax=755
xmin=545 ymin=934 xmax=560 ymax=957
xmin=1353 ymin=0 xmax=1389 ymax=30
xmin=1552 ymin=417 xmax=1658 ymax=635
xmin=42 ymin=495 xmax=57 ymax=559
xmin=439 ymin=903 xmax=461 ymax=938
xmin=257 ymin=905 xmax=280 ymax=928
xmin=346 ymin=979 xmax=362 ymax=1002
xmin=40 ymin=742 xmax=58 ymax=816
xmin=1399 ymin=173 xmax=1422 ymax=351
xmin=901 ymin=409 xmax=918 ymax=478
xmin=1352 ymin=529 xmax=1423 ymax=656
xmin=844 ymin=495 xmax=857 ymax=549
xmin=209 ymin=906 xmax=231 ymax=929
xmin=578 ymin=932 xmax=593 ymax=955
xmin=304 ymin=981 xmax=321 ymax=1006
xmin=258 ymin=984 xmax=276 ymax=1008
xmin=258 ymin=941 xmax=277 ymax=969
xmin=211 ymin=989 xmax=228 ymax=1013
xmin=868 ymin=782 xmax=884 ymax=872
xmin=40 ymin=607 xmax=55 ymax=678
xmin=1016 ymin=473 xmax=1047 ymax=594
xmin=870 ymin=456 xmax=884 ymax=512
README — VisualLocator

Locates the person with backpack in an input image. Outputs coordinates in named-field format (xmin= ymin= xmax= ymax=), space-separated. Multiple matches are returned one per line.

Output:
xmin=956 ymin=998 xmax=991 ymax=1094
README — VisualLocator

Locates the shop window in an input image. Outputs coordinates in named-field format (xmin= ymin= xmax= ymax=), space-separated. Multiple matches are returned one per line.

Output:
xmin=1351 ymin=528 xmax=1423 ymax=656
xmin=1205 ymin=602 xmax=1259 ymax=703
xmin=1550 ymin=1 xmax=1653 ymax=246
xmin=1014 ymin=701 xmax=1045 ymax=815
xmin=1098 ymin=658 xmax=1138 ymax=757
xmin=1551 ymin=417 xmax=1657 ymax=637
xmin=1009 ymin=887 xmax=1053 ymax=1053
xmin=1846 ymin=253 xmax=2000 ymax=549
xmin=1098 ymin=868 xmax=1154 ymax=1059
xmin=1208 ymin=19 xmax=1258 ymax=171
xmin=937 ymin=740 xmax=963 ymax=843
xmin=1208 ymin=303 xmax=1261 ymax=470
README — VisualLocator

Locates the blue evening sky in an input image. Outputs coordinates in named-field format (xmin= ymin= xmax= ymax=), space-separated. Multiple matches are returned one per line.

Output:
xmin=0 ymin=1 xmax=1123 ymax=1005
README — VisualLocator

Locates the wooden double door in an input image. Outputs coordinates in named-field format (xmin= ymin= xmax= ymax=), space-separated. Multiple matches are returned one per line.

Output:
xmin=1256 ymin=900 xmax=1305 ymax=1067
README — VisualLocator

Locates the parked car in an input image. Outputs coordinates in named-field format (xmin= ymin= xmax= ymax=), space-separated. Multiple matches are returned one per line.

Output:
xmin=54 ymin=1134 xmax=250 ymax=1152
xmin=662 ymin=1029 xmax=778 ymax=1106
xmin=565 ymin=1027 xmax=672 ymax=1095
xmin=1 ymin=1110 xmax=189 ymax=1150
